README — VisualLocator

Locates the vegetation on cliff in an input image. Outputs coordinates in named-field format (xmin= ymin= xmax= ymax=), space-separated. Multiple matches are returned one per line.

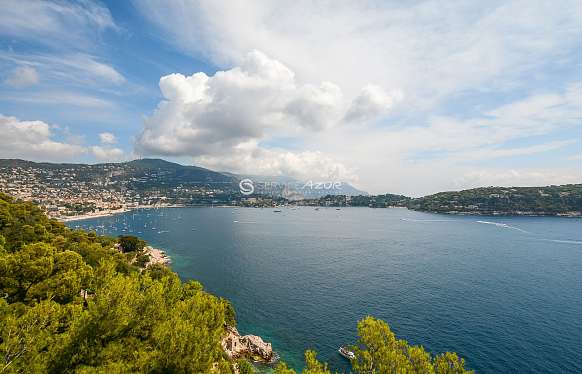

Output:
xmin=0 ymin=192 xmax=234 ymax=372
xmin=408 ymin=184 xmax=582 ymax=215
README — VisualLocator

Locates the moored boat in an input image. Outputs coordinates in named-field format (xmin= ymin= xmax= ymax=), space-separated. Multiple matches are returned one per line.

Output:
xmin=338 ymin=346 xmax=355 ymax=360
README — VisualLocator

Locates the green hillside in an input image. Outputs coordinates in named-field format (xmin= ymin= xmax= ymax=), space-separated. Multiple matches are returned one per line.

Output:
xmin=408 ymin=185 xmax=582 ymax=216
xmin=306 ymin=185 xmax=582 ymax=216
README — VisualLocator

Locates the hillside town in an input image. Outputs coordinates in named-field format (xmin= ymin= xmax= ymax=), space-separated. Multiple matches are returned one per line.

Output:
xmin=0 ymin=160 xmax=235 ymax=219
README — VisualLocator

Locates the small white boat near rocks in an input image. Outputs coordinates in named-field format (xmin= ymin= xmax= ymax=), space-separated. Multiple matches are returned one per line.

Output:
xmin=338 ymin=346 xmax=355 ymax=360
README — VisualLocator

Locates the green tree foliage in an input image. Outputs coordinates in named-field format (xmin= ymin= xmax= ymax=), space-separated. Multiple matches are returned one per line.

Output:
xmin=0 ymin=234 xmax=6 ymax=255
xmin=46 ymin=263 xmax=230 ymax=373
xmin=0 ymin=298 xmax=82 ymax=372
xmin=274 ymin=362 xmax=298 ymax=374
xmin=350 ymin=317 xmax=472 ymax=374
xmin=236 ymin=359 xmax=254 ymax=374
xmin=274 ymin=350 xmax=331 ymax=374
xmin=0 ymin=193 xmax=65 ymax=252
xmin=0 ymin=193 xmax=235 ymax=373
xmin=117 ymin=235 xmax=146 ymax=252
xmin=303 ymin=351 xmax=331 ymax=374
xmin=0 ymin=242 xmax=92 ymax=303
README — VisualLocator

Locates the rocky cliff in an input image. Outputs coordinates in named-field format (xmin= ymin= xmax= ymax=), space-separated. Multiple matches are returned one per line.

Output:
xmin=222 ymin=326 xmax=277 ymax=363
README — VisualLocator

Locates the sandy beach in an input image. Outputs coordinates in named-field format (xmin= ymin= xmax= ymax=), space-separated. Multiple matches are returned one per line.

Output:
xmin=58 ymin=208 xmax=131 ymax=222
xmin=56 ymin=204 xmax=190 ymax=222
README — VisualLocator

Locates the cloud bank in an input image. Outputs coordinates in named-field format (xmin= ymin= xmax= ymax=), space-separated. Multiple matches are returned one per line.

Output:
xmin=0 ymin=115 xmax=124 ymax=162
xmin=0 ymin=0 xmax=117 ymax=49
xmin=134 ymin=0 xmax=582 ymax=105
xmin=2 ymin=1 xmax=582 ymax=194
xmin=135 ymin=50 xmax=399 ymax=181
xmin=130 ymin=0 xmax=582 ymax=194
xmin=0 ymin=114 xmax=85 ymax=161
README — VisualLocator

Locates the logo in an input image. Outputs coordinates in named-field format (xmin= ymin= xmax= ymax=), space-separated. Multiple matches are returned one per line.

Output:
xmin=301 ymin=180 xmax=343 ymax=190
xmin=239 ymin=178 xmax=255 ymax=195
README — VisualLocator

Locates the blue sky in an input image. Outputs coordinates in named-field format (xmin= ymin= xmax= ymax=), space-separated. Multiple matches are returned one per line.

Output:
xmin=1 ymin=0 xmax=582 ymax=195
xmin=0 ymin=0 xmax=217 ymax=163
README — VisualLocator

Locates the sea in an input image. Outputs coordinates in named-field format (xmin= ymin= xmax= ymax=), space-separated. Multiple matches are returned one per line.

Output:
xmin=67 ymin=207 xmax=582 ymax=373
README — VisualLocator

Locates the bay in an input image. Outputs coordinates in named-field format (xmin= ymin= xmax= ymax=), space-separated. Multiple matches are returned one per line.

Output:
xmin=68 ymin=207 xmax=582 ymax=373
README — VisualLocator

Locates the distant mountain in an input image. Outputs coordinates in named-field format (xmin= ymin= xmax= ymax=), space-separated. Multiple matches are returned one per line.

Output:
xmin=0 ymin=158 xmax=237 ymax=189
xmin=122 ymin=158 xmax=236 ymax=189
xmin=407 ymin=185 xmax=582 ymax=216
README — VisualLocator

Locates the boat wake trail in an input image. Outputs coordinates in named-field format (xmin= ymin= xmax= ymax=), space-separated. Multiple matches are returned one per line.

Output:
xmin=540 ymin=239 xmax=582 ymax=245
xmin=473 ymin=221 xmax=582 ymax=245
xmin=475 ymin=220 xmax=531 ymax=234
xmin=401 ymin=218 xmax=456 ymax=223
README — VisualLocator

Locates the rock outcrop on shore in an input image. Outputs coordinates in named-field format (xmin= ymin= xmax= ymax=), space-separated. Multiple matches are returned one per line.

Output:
xmin=113 ymin=244 xmax=171 ymax=269
xmin=222 ymin=326 xmax=276 ymax=363
xmin=144 ymin=246 xmax=171 ymax=267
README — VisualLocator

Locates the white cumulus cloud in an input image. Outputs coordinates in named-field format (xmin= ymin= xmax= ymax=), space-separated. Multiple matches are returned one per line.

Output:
xmin=0 ymin=115 xmax=128 ymax=163
xmin=0 ymin=114 xmax=86 ymax=161
xmin=135 ymin=51 xmax=395 ymax=180
xmin=193 ymin=141 xmax=357 ymax=182
xmin=345 ymin=85 xmax=403 ymax=123
xmin=90 ymin=146 xmax=124 ymax=161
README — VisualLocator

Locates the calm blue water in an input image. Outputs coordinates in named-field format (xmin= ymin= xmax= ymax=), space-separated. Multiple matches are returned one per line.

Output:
xmin=68 ymin=207 xmax=582 ymax=373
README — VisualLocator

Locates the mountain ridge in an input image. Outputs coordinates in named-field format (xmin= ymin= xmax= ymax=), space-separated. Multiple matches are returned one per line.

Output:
xmin=1 ymin=158 xmax=581 ymax=216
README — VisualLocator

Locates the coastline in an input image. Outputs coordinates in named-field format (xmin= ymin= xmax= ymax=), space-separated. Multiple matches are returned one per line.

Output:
xmin=58 ymin=208 xmax=131 ymax=222
xmin=58 ymin=204 xmax=582 ymax=222
xmin=411 ymin=209 xmax=582 ymax=217
xmin=144 ymin=246 xmax=172 ymax=267
xmin=57 ymin=204 xmax=189 ymax=222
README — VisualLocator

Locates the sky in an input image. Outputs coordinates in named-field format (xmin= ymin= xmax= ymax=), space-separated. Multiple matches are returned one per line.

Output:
xmin=1 ymin=0 xmax=582 ymax=196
